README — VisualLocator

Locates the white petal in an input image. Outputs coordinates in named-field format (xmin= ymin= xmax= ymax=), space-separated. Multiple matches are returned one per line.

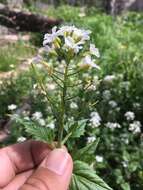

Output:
xmin=90 ymin=44 xmax=100 ymax=58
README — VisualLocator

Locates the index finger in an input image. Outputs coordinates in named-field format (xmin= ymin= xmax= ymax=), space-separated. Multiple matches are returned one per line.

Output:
xmin=0 ymin=140 xmax=51 ymax=188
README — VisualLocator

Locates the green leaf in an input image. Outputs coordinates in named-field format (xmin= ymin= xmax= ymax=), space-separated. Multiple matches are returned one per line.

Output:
xmin=65 ymin=119 xmax=87 ymax=138
xmin=121 ymin=183 xmax=130 ymax=190
xmin=70 ymin=161 xmax=113 ymax=190
xmin=73 ymin=138 xmax=100 ymax=162
xmin=17 ymin=118 xmax=54 ymax=143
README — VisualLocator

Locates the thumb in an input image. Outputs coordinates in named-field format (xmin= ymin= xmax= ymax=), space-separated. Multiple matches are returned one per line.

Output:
xmin=20 ymin=149 xmax=73 ymax=190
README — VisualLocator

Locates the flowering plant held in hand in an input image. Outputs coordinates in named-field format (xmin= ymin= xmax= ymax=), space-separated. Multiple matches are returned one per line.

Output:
xmin=20 ymin=26 xmax=112 ymax=190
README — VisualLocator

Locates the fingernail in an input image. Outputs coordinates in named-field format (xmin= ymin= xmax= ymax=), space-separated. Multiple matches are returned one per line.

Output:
xmin=43 ymin=149 xmax=69 ymax=175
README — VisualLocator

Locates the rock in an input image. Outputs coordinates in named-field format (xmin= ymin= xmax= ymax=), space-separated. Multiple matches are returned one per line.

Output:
xmin=0 ymin=4 xmax=62 ymax=33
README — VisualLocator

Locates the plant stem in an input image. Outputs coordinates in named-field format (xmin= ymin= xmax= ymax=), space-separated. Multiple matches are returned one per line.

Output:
xmin=57 ymin=63 xmax=69 ymax=148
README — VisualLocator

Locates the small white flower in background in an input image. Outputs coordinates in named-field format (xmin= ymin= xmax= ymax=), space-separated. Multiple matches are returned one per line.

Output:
xmin=105 ymin=122 xmax=121 ymax=129
xmin=17 ymin=136 xmax=26 ymax=142
xmin=90 ymin=111 xmax=101 ymax=128
xmin=38 ymin=118 xmax=46 ymax=126
xmin=24 ymin=116 xmax=30 ymax=121
xmin=46 ymin=122 xmax=55 ymax=129
xmin=32 ymin=111 xmax=43 ymax=120
xmin=0 ymin=80 xmax=3 ymax=85
xmin=79 ymin=12 xmax=86 ymax=17
xmin=8 ymin=104 xmax=17 ymax=111
xmin=120 ymin=81 xmax=130 ymax=91
xmin=122 ymin=161 xmax=128 ymax=168
xmin=87 ymin=136 xmax=96 ymax=143
xmin=115 ymin=107 xmax=121 ymax=112
xmin=90 ymin=44 xmax=100 ymax=58
xmin=103 ymin=75 xmax=116 ymax=83
xmin=124 ymin=111 xmax=135 ymax=121
xmin=87 ymin=84 xmax=97 ymax=91
xmin=33 ymin=84 xmax=38 ymax=89
xmin=96 ymin=155 xmax=103 ymax=163
xmin=109 ymin=100 xmax=118 ymax=108
xmin=70 ymin=102 xmax=78 ymax=109
xmin=129 ymin=121 xmax=141 ymax=134
xmin=102 ymin=90 xmax=111 ymax=100
xmin=10 ymin=64 xmax=14 ymax=68
xmin=47 ymin=83 xmax=56 ymax=91
xmin=133 ymin=102 xmax=140 ymax=110
xmin=11 ymin=113 xmax=19 ymax=120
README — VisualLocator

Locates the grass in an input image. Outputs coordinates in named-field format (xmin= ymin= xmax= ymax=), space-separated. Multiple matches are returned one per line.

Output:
xmin=0 ymin=41 xmax=36 ymax=72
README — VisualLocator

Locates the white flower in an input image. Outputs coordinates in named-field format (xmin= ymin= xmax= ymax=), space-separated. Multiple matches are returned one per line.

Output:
xmin=87 ymin=136 xmax=96 ymax=143
xmin=59 ymin=25 xmax=76 ymax=34
xmin=60 ymin=26 xmax=91 ymax=42
xmin=17 ymin=136 xmax=26 ymax=142
xmin=32 ymin=55 xmax=43 ymax=64
xmin=73 ymin=28 xmax=91 ymax=41
xmin=38 ymin=118 xmax=46 ymax=126
xmin=129 ymin=121 xmax=141 ymax=134
xmin=47 ymin=122 xmax=55 ymax=129
xmin=96 ymin=155 xmax=103 ymax=162
xmin=43 ymin=26 xmax=59 ymax=46
xmin=79 ymin=12 xmax=86 ymax=17
xmin=102 ymin=90 xmax=111 ymax=100
xmin=90 ymin=111 xmax=101 ymax=128
xmin=109 ymin=100 xmax=118 ymax=108
xmin=133 ymin=102 xmax=140 ymax=109
xmin=47 ymin=83 xmax=56 ymax=91
xmin=32 ymin=112 xmax=43 ymax=120
xmin=10 ymin=64 xmax=14 ymax=68
xmin=120 ymin=81 xmax=130 ymax=91
xmin=106 ymin=122 xmax=121 ymax=129
xmin=103 ymin=75 xmax=116 ymax=83
xmin=70 ymin=102 xmax=78 ymax=109
xmin=122 ymin=161 xmax=128 ymax=168
xmin=90 ymin=44 xmax=100 ymax=58
xmin=8 ymin=104 xmax=17 ymax=111
xmin=64 ymin=36 xmax=83 ymax=53
xmin=125 ymin=111 xmax=135 ymax=121
xmin=80 ymin=55 xmax=100 ymax=69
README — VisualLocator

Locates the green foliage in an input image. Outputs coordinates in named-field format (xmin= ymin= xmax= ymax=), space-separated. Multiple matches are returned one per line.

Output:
xmin=16 ymin=118 xmax=55 ymax=143
xmin=0 ymin=41 xmax=35 ymax=71
xmin=46 ymin=5 xmax=83 ymax=22
xmin=65 ymin=119 xmax=87 ymax=138
xmin=73 ymin=139 xmax=100 ymax=164
xmin=70 ymin=161 xmax=112 ymax=190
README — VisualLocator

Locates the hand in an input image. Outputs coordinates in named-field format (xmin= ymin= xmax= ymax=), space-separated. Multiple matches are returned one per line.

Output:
xmin=0 ymin=140 xmax=73 ymax=190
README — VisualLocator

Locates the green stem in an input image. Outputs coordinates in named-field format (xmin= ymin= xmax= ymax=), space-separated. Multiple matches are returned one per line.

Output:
xmin=31 ymin=63 xmax=57 ymax=119
xmin=61 ymin=132 xmax=72 ymax=145
xmin=57 ymin=62 xmax=69 ymax=148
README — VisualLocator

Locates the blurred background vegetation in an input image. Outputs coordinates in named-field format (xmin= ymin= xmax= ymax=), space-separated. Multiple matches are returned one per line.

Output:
xmin=0 ymin=1 xmax=143 ymax=190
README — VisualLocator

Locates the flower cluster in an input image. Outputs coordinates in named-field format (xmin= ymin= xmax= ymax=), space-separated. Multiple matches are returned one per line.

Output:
xmin=43 ymin=26 xmax=100 ymax=69
xmin=90 ymin=111 xmax=101 ymax=128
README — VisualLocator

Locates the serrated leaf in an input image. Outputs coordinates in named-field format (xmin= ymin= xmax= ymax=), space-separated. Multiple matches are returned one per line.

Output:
xmin=17 ymin=119 xmax=54 ymax=143
xmin=70 ymin=161 xmax=113 ymax=190
xmin=71 ymin=120 xmax=87 ymax=138
xmin=65 ymin=119 xmax=87 ymax=138
xmin=73 ymin=138 xmax=100 ymax=162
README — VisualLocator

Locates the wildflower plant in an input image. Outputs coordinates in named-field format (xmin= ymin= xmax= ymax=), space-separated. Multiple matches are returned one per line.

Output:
xmin=16 ymin=26 xmax=112 ymax=190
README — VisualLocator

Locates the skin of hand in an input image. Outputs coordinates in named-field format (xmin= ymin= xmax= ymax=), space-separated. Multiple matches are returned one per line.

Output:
xmin=0 ymin=140 xmax=73 ymax=190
